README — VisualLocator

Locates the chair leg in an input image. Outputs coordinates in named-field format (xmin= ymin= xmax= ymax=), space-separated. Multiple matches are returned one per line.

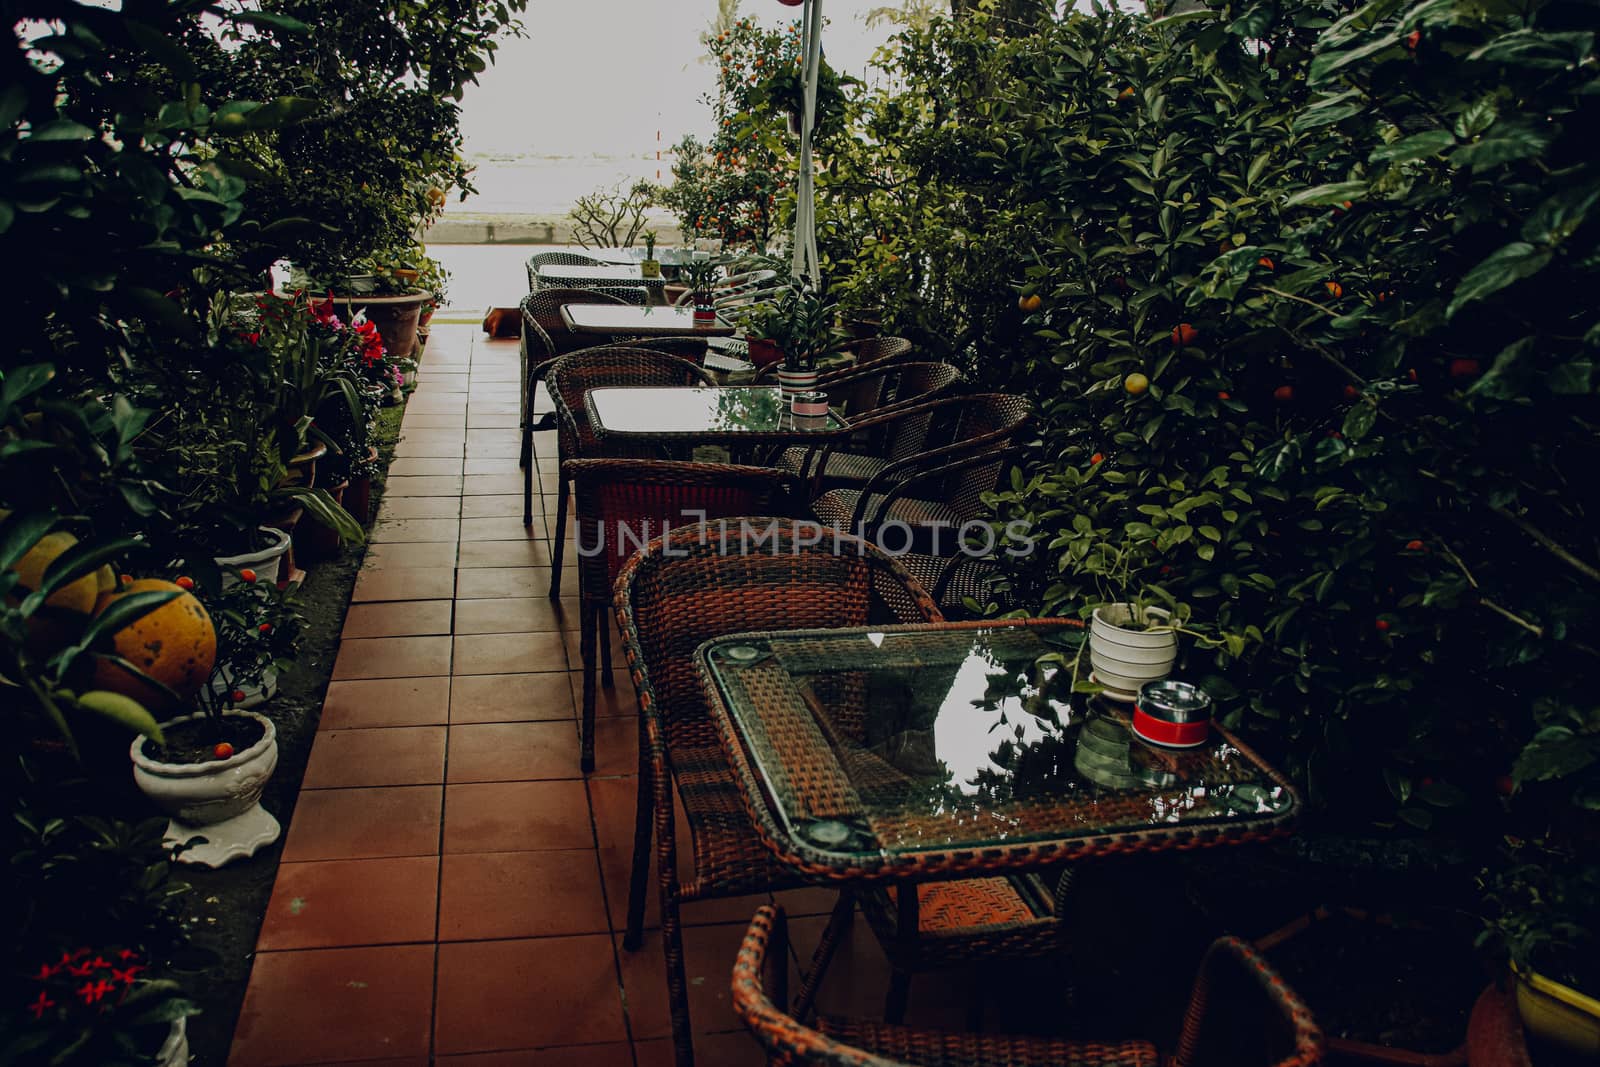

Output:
xmin=661 ymin=895 xmax=696 ymax=1067
xmin=794 ymin=892 xmax=854 ymax=1022
xmin=623 ymin=747 xmax=654 ymax=950
xmin=598 ymin=612 xmax=614 ymax=689
xmin=548 ymin=479 xmax=569 ymax=598
xmin=579 ymin=598 xmax=597 ymax=774
xmin=885 ymin=969 xmax=912 ymax=1024
xmin=522 ymin=427 xmax=535 ymax=527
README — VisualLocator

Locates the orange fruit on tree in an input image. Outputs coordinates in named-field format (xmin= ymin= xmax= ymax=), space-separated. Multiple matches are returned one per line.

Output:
xmin=1124 ymin=372 xmax=1150 ymax=395
xmin=1170 ymin=323 xmax=1199 ymax=347
xmin=1273 ymin=385 xmax=1295 ymax=402
xmin=1018 ymin=293 xmax=1042 ymax=313
xmin=91 ymin=579 xmax=216 ymax=712
xmin=1258 ymin=257 xmax=1275 ymax=271
xmin=1325 ymin=281 xmax=1344 ymax=298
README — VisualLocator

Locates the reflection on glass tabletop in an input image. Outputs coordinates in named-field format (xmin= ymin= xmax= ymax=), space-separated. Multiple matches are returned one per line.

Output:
xmin=589 ymin=386 xmax=847 ymax=437
xmin=702 ymin=624 xmax=1297 ymax=863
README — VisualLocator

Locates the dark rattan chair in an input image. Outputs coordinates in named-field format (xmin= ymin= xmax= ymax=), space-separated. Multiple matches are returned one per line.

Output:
xmin=773 ymin=363 xmax=962 ymax=492
xmin=733 ymin=905 xmax=1326 ymax=1067
xmin=520 ymin=300 xmax=560 ymax=468
xmin=809 ymin=397 xmax=1031 ymax=549
xmin=526 ymin=249 xmax=603 ymax=291
xmin=542 ymin=350 xmax=717 ymax=595
xmin=615 ymin=520 xmax=946 ymax=1067
xmin=526 ymin=286 xmax=629 ymax=357
xmin=754 ymin=335 xmax=914 ymax=384
xmin=566 ymin=460 xmax=804 ymax=771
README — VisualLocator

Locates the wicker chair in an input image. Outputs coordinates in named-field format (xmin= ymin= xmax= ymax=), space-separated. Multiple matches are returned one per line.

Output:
xmin=525 ymin=286 xmax=629 ymax=358
xmin=772 ymin=363 xmax=962 ymax=491
xmin=566 ymin=461 xmax=804 ymax=771
xmin=520 ymin=300 xmax=560 ymax=461
xmin=733 ymin=905 xmax=1325 ymax=1067
xmin=601 ymin=336 xmax=714 ymax=362
xmin=526 ymin=250 xmax=603 ymax=292
xmin=615 ymin=520 xmax=946 ymax=1067
xmin=810 ymin=398 xmax=1032 ymax=555
xmin=542 ymin=350 xmax=718 ymax=594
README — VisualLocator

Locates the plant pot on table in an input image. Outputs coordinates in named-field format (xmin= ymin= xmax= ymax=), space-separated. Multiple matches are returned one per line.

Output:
xmin=131 ymin=710 xmax=280 ymax=867
xmin=1088 ymin=602 xmax=1177 ymax=701
xmin=776 ymin=366 xmax=818 ymax=398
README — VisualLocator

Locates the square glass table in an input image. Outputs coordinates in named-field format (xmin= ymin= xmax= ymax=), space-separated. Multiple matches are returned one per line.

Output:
xmin=533 ymin=263 xmax=664 ymax=290
xmin=586 ymin=386 xmax=849 ymax=443
xmin=560 ymin=303 xmax=734 ymax=337
xmin=697 ymin=620 xmax=1299 ymax=883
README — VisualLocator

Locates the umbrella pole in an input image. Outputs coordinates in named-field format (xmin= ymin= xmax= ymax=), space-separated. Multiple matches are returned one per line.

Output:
xmin=791 ymin=0 xmax=824 ymax=287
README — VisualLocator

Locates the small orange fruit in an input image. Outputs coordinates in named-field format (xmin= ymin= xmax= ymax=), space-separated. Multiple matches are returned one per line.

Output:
xmin=1375 ymin=618 xmax=1391 ymax=632
xmin=1090 ymin=452 xmax=1105 ymax=464
xmin=1449 ymin=358 xmax=1481 ymax=379
xmin=239 ymin=568 xmax=257 ymax=584
xmin=1124 ymin=373 xmax=1150 ymax=395
xmin=1258 ymin=257 xmax=1275 ymax=271
xmin=1273 ymin=385 xmax=1295 ymax=402
xmin=174 ymin=575 xmax=195 ymax=591
xmin=1325 ymin=281 xmax=1344 ymax=298
xmin=1170 ymin=323 xmax=1199 ymax=347
xmin=213 ymin=742 xmax=235 ymax=760
xmin=1217 ymin=391 xmax=1231 ymax=401
xmin=1404 ymin=29 xmax=1421 ymax=50
xmin=1343 ymin=384 xmax=1361 ymax=400
xmin=1118 ymin=87 xmax=1135 ymax=99
xmin=1405 ymin=540 xmax=1425 ymax=551
xmin=1018 ymin=293 xmax=1042 ymax=313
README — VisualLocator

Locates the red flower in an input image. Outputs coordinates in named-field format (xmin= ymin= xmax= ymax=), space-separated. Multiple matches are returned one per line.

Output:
xmin=76 ymin=978 xmax=116 ymax=1005
xmin=33 ymin=962 xmax=57 ymax=980
xmin=65 ymin=960 xmax=95 ymax=978
xmin=87 ymin=956 xmax=111 ymax=971
xmin=111 ymin=965 xmax=145 ymax=986
xmin=116 ymin=949 xmax=139 ymax=962
xmin=27 ymin=991 xmax=55 ymax=1020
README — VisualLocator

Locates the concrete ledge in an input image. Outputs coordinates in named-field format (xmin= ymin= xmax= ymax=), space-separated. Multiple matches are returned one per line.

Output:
xmin=427 ymin=214 xmax=684 ymax=247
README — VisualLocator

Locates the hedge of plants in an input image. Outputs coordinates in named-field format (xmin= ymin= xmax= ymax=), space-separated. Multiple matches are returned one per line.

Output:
xmin=707 ymin=0 xmax=1598 ymax=1007
xmin=0 ymin=2 xmax=520 ymax=1059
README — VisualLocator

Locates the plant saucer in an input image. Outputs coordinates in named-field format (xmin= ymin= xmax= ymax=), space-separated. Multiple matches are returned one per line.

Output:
xmin=1088 ymin=671 xmax=1139 ymax=704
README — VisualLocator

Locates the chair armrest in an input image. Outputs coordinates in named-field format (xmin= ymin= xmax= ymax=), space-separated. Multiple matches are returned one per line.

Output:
xmin=1173 ymin=936 xmax=1325 ymax=1067
xmin=854 ymin=446 xmax=1023 ymax=535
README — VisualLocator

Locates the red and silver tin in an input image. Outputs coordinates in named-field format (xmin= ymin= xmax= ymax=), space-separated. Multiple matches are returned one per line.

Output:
xmin=1132 ymin=679 xmax=1212 ymax=748
xmin=790 ymin=390 xmax=829 ymax=417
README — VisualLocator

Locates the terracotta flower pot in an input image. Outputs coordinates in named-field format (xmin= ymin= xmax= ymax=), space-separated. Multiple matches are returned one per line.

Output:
xmin=747 ymin=337 xmax=784 ymax=368
xmin=1466 ymin=985 xmax=1531 ymax=1067
xmin=295 ymin=479 xmax=349 ymax=565
xmin=338 ymin=290 xmax=430 ymax=361
xmin=343 ymin=446 xmax=380 ymax=525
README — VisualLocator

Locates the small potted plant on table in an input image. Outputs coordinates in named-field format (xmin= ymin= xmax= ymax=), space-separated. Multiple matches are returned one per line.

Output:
xmin=682 ymin=256 xmax=723 ymax=325
xmin=640 ymin=231 xmax=662 ymax=280
xmin=746 ymin=282 xmax=842 ymax=397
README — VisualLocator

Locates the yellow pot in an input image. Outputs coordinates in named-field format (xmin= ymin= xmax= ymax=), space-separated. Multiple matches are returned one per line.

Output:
xmin=1512 ymin=961 xmax=1600 ymax=1057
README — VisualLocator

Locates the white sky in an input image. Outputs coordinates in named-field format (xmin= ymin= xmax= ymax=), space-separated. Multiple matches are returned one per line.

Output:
xmin=458 ymin=0 xmax=901 ymax=159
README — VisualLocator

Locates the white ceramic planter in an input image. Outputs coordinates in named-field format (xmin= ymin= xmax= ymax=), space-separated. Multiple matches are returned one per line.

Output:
xmin=1089 ymin=603 xmax=1177 ymax=701
xmin=215 ymin=526 xmax=292 ymax=586
xmin=131 ymin=710 xmax=280 ymax=867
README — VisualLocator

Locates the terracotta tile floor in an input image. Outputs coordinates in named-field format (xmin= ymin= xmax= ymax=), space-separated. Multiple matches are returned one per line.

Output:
xmin=231 ymin=324 xmax=985 ymax=1066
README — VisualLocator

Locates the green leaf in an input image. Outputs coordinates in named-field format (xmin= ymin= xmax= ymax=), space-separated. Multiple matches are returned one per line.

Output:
xmin=1453 ymin=123 xmax=1554 ymax=171
xmin=73 ymin=690 xmax=164 ymax=743
xmin=0 ymin=362 xmax=55 ymax=413
xmin=282 ymin=486 xmax=364 ymax=545
xmin=1342 ymin=402 xmax=1377 ymax=440
xmin=1447 ymin=242 xmax=1552 ymax=317
xmin=1255 ymin=438 xmax=1303 ymax=482
xmin=1369 ymin=129 xmax=1454 ymax=163
xmin=26 ymin=119 xmax=95 ymax=142
xmin=229 ymin=11 xmax=312 ymax=33
xmin=29 ymin=536 xmax=142 ymax=608
xmin=1284 ymin=181 xmax=1367 ymax=207
xmin=0 ymin=510 xmax=60 ymax=573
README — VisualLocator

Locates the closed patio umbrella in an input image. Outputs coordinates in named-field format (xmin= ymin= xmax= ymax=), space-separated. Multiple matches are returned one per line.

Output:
xmin=790 ymin=0 xmax=823 ymax=287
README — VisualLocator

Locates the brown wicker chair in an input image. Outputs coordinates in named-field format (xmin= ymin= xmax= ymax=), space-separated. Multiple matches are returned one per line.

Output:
xmin=809 ymin=397 xmax=1032 ymax=554
xmin=614 ymin=520 xmax=945 ymax=1067
xmin=526 ymin=249 xmax=603 ymax=292
xmin=526 ymin=286 xmax=629 ymax=357
xmin=773 ymin=363 xmax=962 ymax=491
xmin=542 ymin=350 xmax=717 ymax=595
xmin=566 ymin=460 xmax=804 ymax=771
xmin=733 ymin=905 xmax=1326 ymax=1067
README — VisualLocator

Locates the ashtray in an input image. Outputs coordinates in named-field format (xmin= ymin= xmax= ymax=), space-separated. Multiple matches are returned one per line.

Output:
xmin=1132 ymin=679 xmax=1212 ymax=748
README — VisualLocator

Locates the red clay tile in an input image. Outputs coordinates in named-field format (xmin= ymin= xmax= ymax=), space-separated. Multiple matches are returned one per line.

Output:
xmin=332 ymin=635 xmax=452 ymax=680
xmin=459 ymin=493 xmax=528 ymax=517
xmin=434 ymin=935 xmax=625 ymax=1055
xmin=352 ymin=566 xmax=458 ymax=602
xmin=321 ymin=677 xmax=450 ymax=730
xmin=460 ymin=517 xmax=546 ymax=542
xmin=437 ymin=850 xmax=608 ymax=941
xmin=256 ymin=856 xmax=438 ymax=950
xmin=362 ymin=542 xmax=459 ymax=570
xmin=615 ymin=921 xmax=750 ymax=1040
xmin=377 ymin=495 xmax=462 ymax=521
xmin=451 ymin=631 xmax=568 ymax=675
xmin=303 ymin=727 xmax=447 ymax=788
xmin=455 ymin=597 xmax=567 ymax=635
xmin=370 ymin=518 xmax=462 ymax=544
xmin=439 ymin=1043 xmax=635 ymax=1066
xmin=403 ymin=412 xmax=467 ymax=429
xmin=635 ymin=1032 xmax=767 ymax=1067
xmin=585 ymin=717 xmax=638 ymax=778
xmin=457 ymin=540 xmax=553 ymax=569
xmin=447 ymin=722 xmax=581 ymax=783
xmin=342 ymin=600 xmax=454 ymax=639
xmin=449 ymin=673 xmax=574 ymax=724
xmin=566 ymin=671 xmax=634 ymax=718
xmin=443 ymin=780 xmax=594 ymax=853
xmin=281 ymin=786 xmax=441 ymax=861
xmin=394 ymin=433 xmax=466 ymax=457
xmin=389 ymin=457 xmax=464 ymax=477
xmin=229 ymin=943 xmax=434 ymax=1066
xmin=458 ymin=567 xmax=575 ymax=600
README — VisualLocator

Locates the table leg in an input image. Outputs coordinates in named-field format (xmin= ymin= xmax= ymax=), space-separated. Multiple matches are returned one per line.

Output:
xmin=884 ymin=881 xmax=920 ymax=1023
xmin=793 ymin=890 xmax=855 ymax=1022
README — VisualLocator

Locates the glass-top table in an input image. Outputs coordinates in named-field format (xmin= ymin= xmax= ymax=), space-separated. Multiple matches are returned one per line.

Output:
xmin=697 ymin=620 xmax=1298 ymax=881
xmin=587 ymin=386 xmax=849 ymax=442
xmin=561 ymin=303 xmax=735 ymax=337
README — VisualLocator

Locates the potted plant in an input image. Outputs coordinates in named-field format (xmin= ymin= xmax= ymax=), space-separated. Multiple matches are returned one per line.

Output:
xmin=640 ymin=231 xmax=662 ymax=280
xmin=128 ymin=568 xmax=301 ymax=867
xmin=1479 ymin=858 xmax=1600 ymax=1058
xmin=681 ymin=256 xmax=723 ymax=324
xmin=1088 ymin=601 xmax=1178 ymax=701
xmin=745 ymin=282 xmax=841 ymax=395
xmin=8 ymin=946 xmax=198 ymax=1066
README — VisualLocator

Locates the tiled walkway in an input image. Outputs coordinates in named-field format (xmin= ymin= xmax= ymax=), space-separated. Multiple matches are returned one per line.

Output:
xmin=225 ymin=323 xmax=891 ymax=1066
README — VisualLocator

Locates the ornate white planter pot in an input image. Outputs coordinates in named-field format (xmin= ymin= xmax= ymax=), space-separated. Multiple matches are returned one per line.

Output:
xmin=131 ymin=710 xmax=280 ymax=868
xmin=157 ymin=1017 xmax=190 ymax=1067
xmin=214 ymin=525 xmax=292 ymax=587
